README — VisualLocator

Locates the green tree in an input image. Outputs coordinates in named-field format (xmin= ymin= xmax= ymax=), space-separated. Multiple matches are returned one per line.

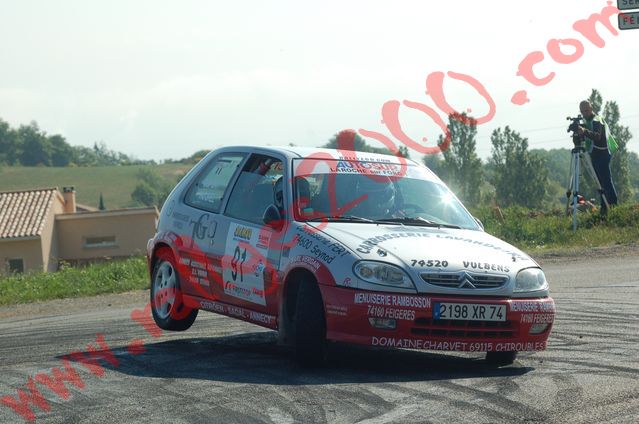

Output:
xmin=436 ymin=113 xmax=483 ymax=204
xmin=131 ymin=182 xmax=157 ymax=207
xmin=49 ymin=135 xmax=74 ymax=167
xmin=489 ymin=126 xmax=548 ymax=208
xmin=72 ymin=145 xmax=99 ymax=166
xmin=588 ymin=89 xmax=634 ymax=203
xmin=131 ymin=168 xmax=173 ymax=207
xmin=0 ymin=119 xmax=20 ymax=165
xmin=628 ymin=151 xmax=639 ymax=201
xmin=422 ymin=153 xmax=444 ymax=176
xmin=18 ymin=122 xmax=52 ymax=166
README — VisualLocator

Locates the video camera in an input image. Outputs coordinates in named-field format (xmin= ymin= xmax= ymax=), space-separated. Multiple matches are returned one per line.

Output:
xmin=566 ymin=115 xmax=584 ymax=147
xmin=566 ymin=115 xmax=583 ymax=133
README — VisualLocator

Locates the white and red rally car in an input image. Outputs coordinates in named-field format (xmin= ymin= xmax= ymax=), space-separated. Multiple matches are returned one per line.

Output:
xmin=147 ymin=146 xmax=554 ymax=366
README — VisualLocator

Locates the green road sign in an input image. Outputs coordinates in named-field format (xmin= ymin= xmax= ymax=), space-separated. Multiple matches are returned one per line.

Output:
xmin=618 ymin=0 xmax=639 ymax=11
xmin=619 ymin=11 xmax=639 ymax=29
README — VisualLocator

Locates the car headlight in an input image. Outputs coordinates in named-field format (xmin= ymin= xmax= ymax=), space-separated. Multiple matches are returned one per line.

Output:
xmin=353 ymin=261 xmax=415 ymax=289
xmin=515 ymin=268 xmax=548 ymax=293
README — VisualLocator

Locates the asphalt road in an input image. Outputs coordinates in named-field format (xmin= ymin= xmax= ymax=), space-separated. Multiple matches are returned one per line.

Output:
xmin=0 ymin=251 xmax=638 ymax=423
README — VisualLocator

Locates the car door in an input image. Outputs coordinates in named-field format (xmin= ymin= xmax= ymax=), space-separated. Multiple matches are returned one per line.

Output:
xmin=178 ymin=152 xmax=247 ymax=300
xmin=211 ymin=152 xmax=287 ymax=316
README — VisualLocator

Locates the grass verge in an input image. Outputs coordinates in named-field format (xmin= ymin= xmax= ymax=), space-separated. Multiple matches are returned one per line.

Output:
xmin=0 ymin=256 xmax=148 ymax=306
xmin=473 ymin=203 xmax=639 ymax=251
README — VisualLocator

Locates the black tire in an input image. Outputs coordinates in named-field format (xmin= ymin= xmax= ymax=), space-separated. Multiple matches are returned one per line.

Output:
xmin=150 ymin=248 xmax=198 ymax=331
xmin=485 ymin=351 xmax=518 ymax=366
xmin=294 ymin=278 xmax=327 ymax=367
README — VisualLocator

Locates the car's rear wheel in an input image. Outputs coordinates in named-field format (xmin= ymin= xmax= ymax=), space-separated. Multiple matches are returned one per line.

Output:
xmin=151 ymin=248 xmax=198 ymax=331
xmin=485 ymin=351 xmax=518 ymax=366
xmin=294 ymin=278 xmax=326 ymax=367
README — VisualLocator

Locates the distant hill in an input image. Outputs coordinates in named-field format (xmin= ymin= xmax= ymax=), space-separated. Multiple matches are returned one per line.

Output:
xmin=0 ymin=164 xmax=192 ymax=209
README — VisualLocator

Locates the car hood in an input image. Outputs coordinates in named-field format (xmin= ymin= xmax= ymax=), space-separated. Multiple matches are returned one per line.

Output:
xmin=306 ymin=222 xmax=538 ymax=296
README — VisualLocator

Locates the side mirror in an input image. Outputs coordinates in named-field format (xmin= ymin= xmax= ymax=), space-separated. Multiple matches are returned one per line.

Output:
xmin=474 ymin=217 xmax=484 ymax=231
xmin=263 ymin=205 xmax=284 ymax=230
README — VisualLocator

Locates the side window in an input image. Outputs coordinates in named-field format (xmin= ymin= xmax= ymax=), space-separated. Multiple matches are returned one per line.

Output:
xmin=184 ymin=154 xmax=245 ymax=213
xmin=8 ymin=258 xmax=24 ymax=274
xmin=225 ymin=154 xmax=284 ymax=224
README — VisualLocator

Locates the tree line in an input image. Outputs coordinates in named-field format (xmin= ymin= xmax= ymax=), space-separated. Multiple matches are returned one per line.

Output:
xmin=0 ymin=119 xmax=155 ymax=167
xmin=0 ymin=118 xmax=215 ymax=167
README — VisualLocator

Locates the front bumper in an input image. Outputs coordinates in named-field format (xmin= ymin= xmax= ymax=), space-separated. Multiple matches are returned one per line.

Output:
xmin=320 ymin=286 xmax=555 ymax=352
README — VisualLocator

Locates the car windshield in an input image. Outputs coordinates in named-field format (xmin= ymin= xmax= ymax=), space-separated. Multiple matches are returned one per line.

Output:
xmin=292 ymin=157 xmax=480 ymax=230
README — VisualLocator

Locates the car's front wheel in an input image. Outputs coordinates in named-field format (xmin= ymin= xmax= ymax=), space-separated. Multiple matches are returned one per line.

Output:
xmin=294 ymin=278 xmax=327 ymax=367
xmin=485 ymin=351 xmax=518 ymax=366
xmin=150 ymin=247 xmax=198 ymax=331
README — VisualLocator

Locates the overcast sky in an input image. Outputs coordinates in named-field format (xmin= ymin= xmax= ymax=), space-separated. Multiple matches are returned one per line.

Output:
xmin=0 ymin=0 xmax=637 ymax=162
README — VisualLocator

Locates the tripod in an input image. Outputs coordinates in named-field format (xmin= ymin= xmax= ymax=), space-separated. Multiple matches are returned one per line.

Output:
xmin=565 ymin=137 xmax=608 ymax=231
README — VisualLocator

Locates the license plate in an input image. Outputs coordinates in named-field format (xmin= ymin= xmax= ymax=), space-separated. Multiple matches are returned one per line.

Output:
xmin=433 ymin=302 xmax=506 ymax=322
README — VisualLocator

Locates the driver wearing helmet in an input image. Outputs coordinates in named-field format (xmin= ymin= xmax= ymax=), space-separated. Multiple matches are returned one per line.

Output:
xmin=352 ymin=176 xmax=397 ymax=218
xmin=274 ymin=176 xmax=284 ymax=211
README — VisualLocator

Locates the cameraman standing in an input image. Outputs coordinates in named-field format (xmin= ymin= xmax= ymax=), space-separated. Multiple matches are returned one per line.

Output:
xmin=577 ymin=100 xmax=618 ymax=214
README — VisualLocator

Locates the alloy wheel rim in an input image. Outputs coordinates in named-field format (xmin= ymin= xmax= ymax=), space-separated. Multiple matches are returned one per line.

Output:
xmin=153 ymin=261 xmax=177 ymax=320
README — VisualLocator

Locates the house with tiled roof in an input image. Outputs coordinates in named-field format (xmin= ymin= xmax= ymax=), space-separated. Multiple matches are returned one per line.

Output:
xmin=0 ymin=187 xmax=158 ymax=275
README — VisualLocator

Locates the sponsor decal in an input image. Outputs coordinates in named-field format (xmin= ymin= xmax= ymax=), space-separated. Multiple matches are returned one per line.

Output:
xmin=510 ymin=300 xmax=555 ymax=313
xmin=342 ymin=277 xmax=354 ymax=287
xmin=172 ymin=212 xmax=190 ymax=222
xmin=249 ymin=311 xmax=275 ymax=325
xmin=257 ymin=232 xmax=271 ymax=249
xmin=291 ymin=255 xmax=321 ymax=271
xmin=189 ymin=213 xmax=217 ymax=247
xmin=310 ymin=245 xmax=334 ymax=264
xmin=227 ymin=306 xmax=247 ymax=318
xmin=411 ymin=259 xmax=449 ymax=268
xmin=199 ymin=300 xmax=275 ymax=326
xmin=356 ymin=232 xmax=431 ymax=254
xmin=371 ymin=337 xmax=547 ymax=352
xmin=354 ymin=292 xmax=431 ymax=309
xmin=367 ymin=305 xmax=416 ymax=321
xmin=298 ymin=226 xmax=349 ymax=255
xmin=463 ymin=261 xmax=510 ymax=272
xmin=520 ymin=314 xmax=555 ymax=324
xmin=434 ymin=234 xmax=526 ymax=260
xmin=337 ymin=155 xmax=392 ymax=163
xmin=330 ymin=160 xmax=402 ymax=176
xmin=186 ymin=257 xmax=210 ymax=286
xmin=252 ymin=260 xmax=266 ymax=277
xmin=295 ymin=226 xmax=349 ymax=262
xmin=233 ymin=226 xmax=253 ymax=241
xmin=326 ymin=304 xmax=348 ymax=317
xmin=222 ymin=223 xmax=271 ymax=305
xmin=200 ymin=300 xmax=225 ymax=313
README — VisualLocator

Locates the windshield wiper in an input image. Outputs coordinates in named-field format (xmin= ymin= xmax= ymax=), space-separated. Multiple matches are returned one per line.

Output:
xmin=306 ymin=215 xmax=375 ymax=223
xmin=377 ymin=216 xmax=461 ymax=229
